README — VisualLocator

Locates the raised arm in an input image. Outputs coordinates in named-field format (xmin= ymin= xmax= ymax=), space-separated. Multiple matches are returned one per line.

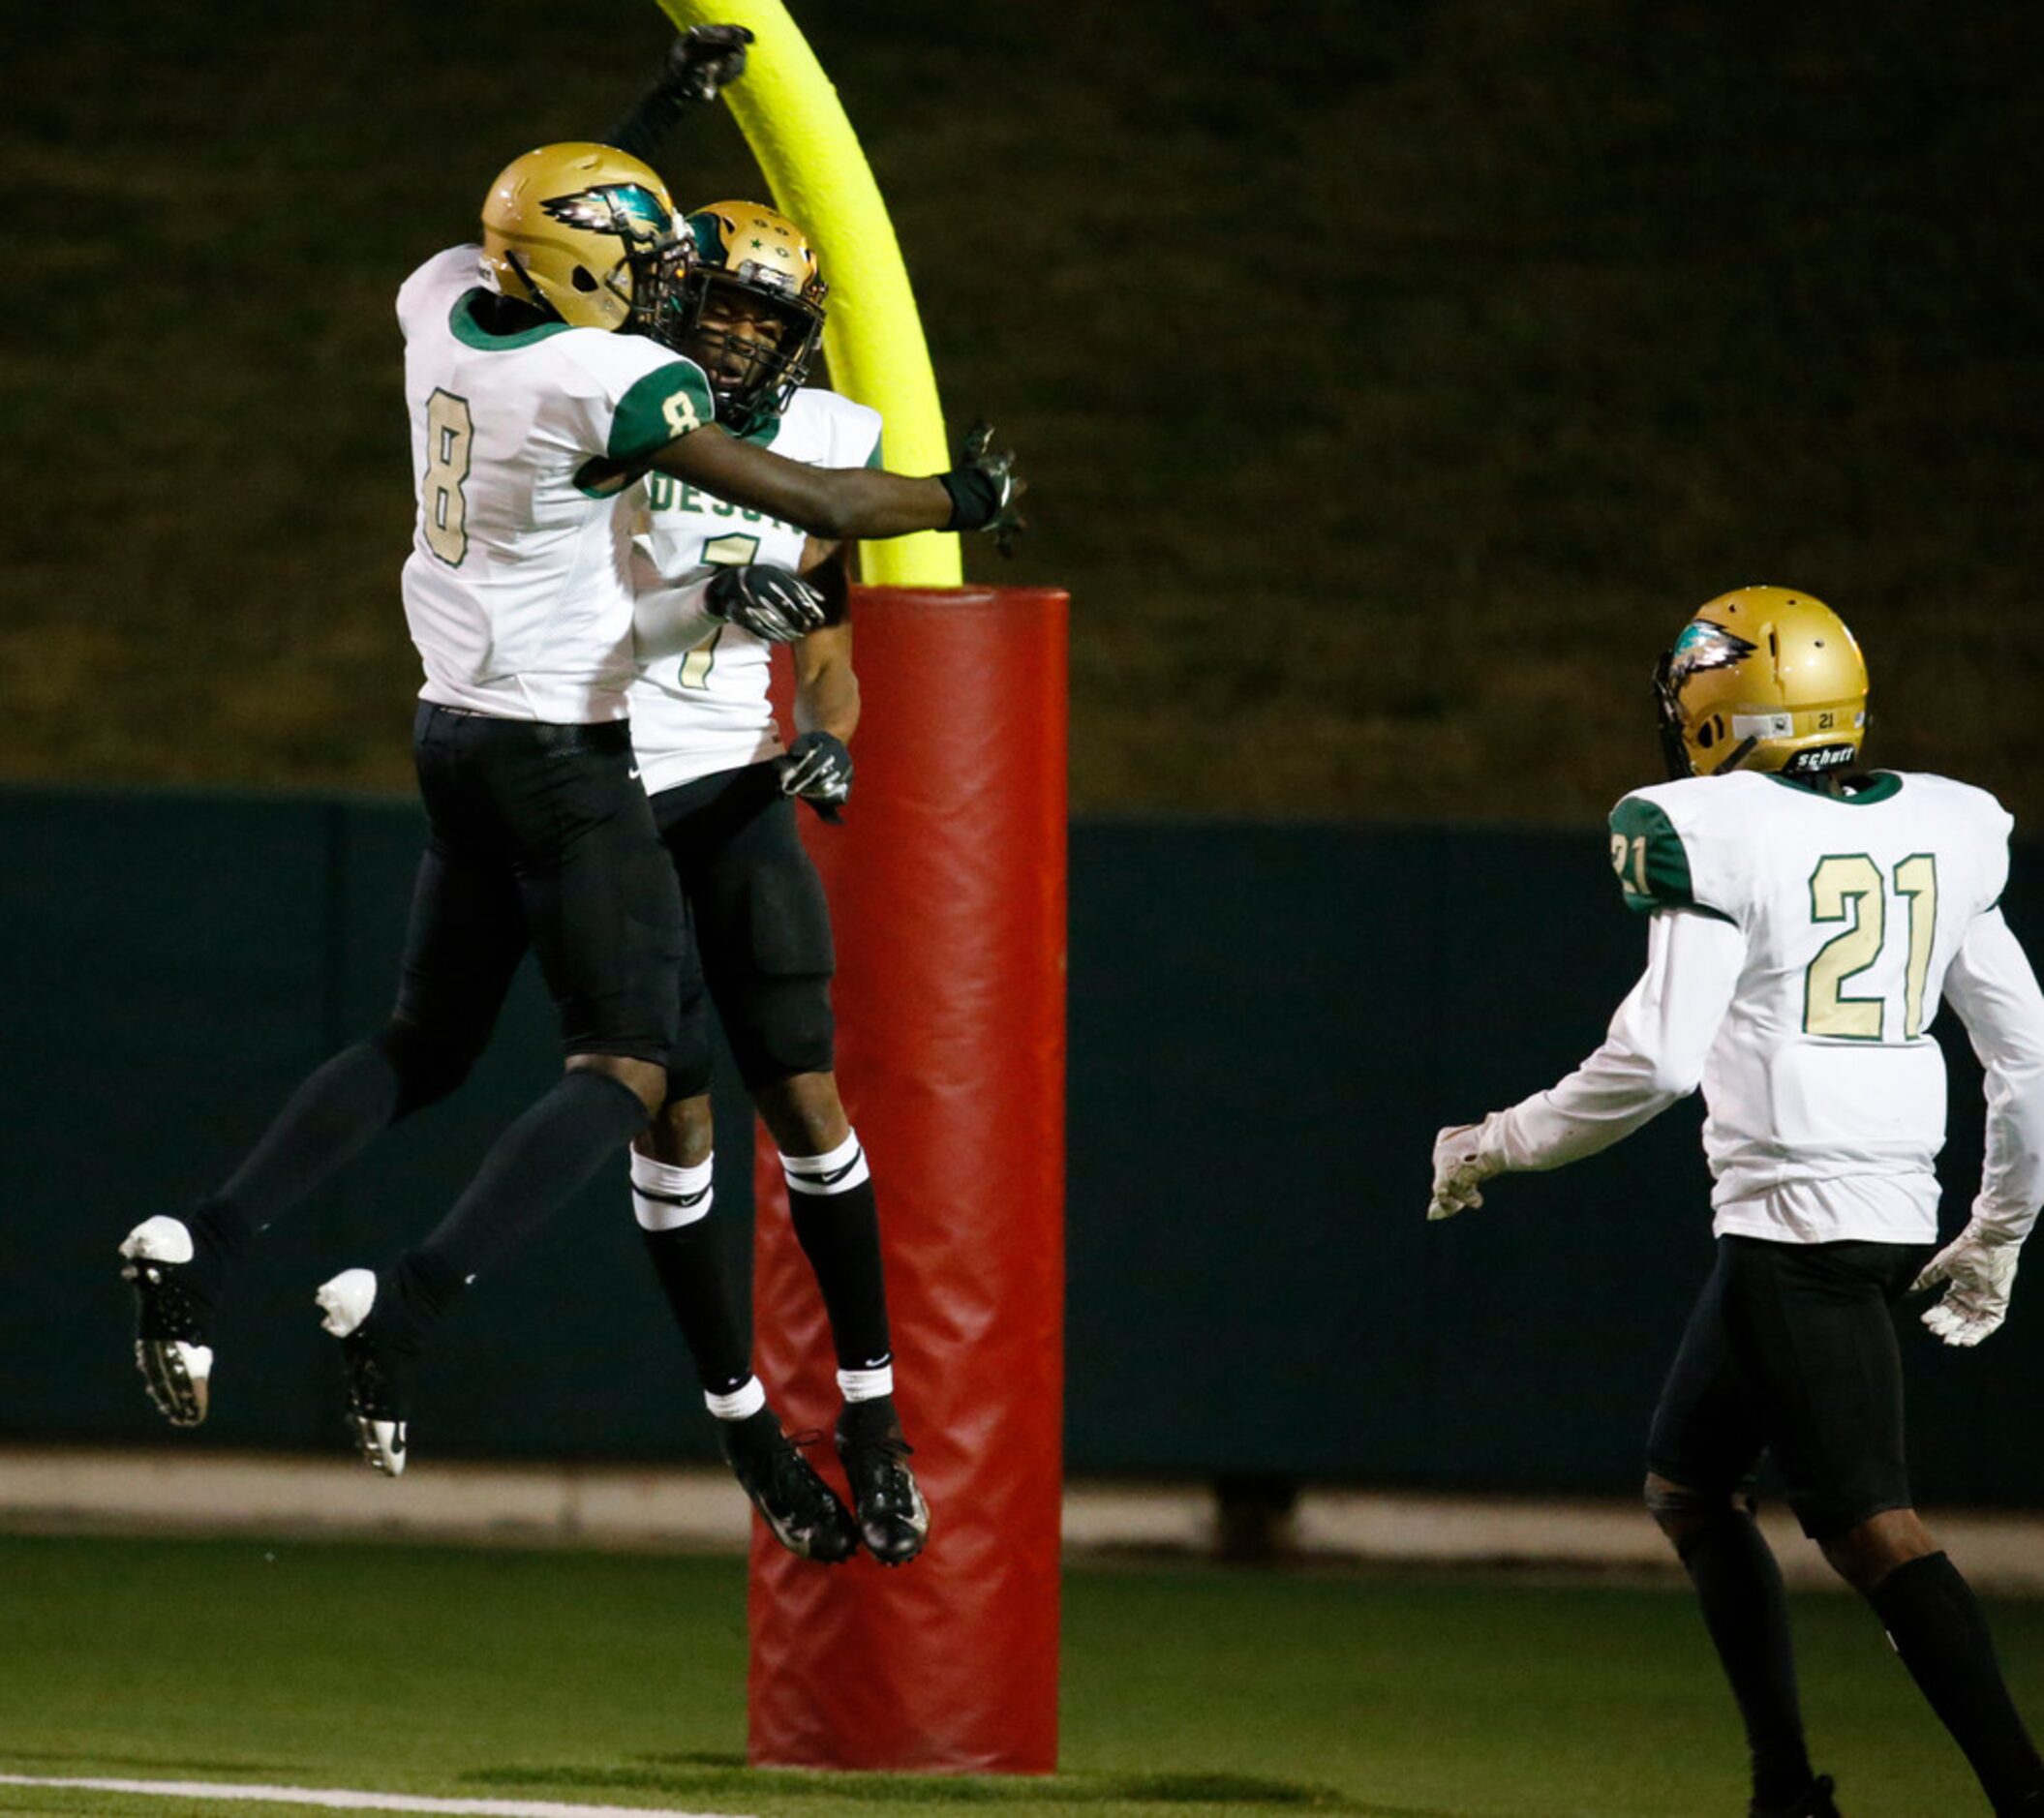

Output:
xmin=1428 ymin=907 xmax=1747 ymax=1219
xmin=605 ymin=26 xmax=753 ymax=163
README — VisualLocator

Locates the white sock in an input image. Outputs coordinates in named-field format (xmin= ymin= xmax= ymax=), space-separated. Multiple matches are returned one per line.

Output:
xmin=837 ymin=1363 xmax=894 ymax=1403
xmin=705 ymin=1377 xmax=767 ymax=1421
xmin=631 ymin=1150 xmax=715 ymax=1232
xmin=779 ymin=1128 xmax=869 ymax=1197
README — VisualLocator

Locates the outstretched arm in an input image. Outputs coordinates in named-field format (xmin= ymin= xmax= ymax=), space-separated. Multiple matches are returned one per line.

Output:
xmin=1911 ymin=907 xmax=2044 ymax=1344
xmin=648 ymin=418 xmax=1020 ymax=544
xmin=606 ymin=25 xmax=753 ymax=163
xmin=1429 ymin=907 xmax=1746 ymax=1218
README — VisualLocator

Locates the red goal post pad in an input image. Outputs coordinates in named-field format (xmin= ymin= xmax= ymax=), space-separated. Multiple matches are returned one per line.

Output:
xmin=747 ymin=586 xmax=1070 ymax=1774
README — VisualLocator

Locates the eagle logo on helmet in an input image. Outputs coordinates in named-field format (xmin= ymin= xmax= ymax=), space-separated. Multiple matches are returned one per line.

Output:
xmin=1666 ymin=620 xmax=1758 ymax=682
xmin=540 ymin=184 xmax=673 ymax=246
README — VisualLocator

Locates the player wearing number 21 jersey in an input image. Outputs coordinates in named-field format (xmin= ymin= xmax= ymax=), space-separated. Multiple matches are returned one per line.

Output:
xmin=1429 ymin=588 xmax=2044 ymax=1818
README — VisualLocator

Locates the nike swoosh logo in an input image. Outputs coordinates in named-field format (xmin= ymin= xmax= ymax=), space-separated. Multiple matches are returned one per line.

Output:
xmin=627 ymin=769 xmax=641 ymax=780
xmin=791 ymin=1152 xmax=864 ymax=1189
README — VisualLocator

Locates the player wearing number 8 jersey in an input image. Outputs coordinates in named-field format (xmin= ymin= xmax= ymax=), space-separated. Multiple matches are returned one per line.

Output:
xmin=1429 ymin=588 xmax=2044 ymax=1818
xmin=118 ymin=28 xmax=1024 ymax=1484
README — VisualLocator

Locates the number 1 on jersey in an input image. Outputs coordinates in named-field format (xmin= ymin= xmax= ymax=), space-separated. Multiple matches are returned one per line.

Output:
xmin=1805 ymin=853 xmax=1938 ymax=1041
xmin=680 ymin=532 xmax=764 ymax=690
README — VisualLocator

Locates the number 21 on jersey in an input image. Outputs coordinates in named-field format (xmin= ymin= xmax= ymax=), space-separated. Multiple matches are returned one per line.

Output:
xmin=1805 ymin=854 xmax=1937 ymax=1041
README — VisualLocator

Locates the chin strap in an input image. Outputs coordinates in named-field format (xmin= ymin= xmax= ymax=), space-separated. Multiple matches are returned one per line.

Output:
xmin=1709 ymin=736 xmax=1759 ymax=775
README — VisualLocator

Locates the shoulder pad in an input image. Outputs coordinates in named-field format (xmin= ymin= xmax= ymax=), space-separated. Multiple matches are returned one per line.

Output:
xmin=792 ymin=387 xmax=884 ymax=467
xmin=1608 ymin=793 xmax=1702 ymax=915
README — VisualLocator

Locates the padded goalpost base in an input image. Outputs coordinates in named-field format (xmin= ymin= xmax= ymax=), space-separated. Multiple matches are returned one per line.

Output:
xmin=747 ymin=585 xmax=1068 ymax=1773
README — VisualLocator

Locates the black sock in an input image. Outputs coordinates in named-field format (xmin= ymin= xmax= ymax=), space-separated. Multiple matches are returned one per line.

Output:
xmin=1869 ymin=1552 xmax=2044 ymax=1813
xmin=1676 ymin=1509 xmax=1812 ymax=1807
xmin=641 ymin=1217 xmax=752 ymax=1396
xmin=409 ymin=1071 xmax=648 ymax=1298
xmin=721 ymin=1405 xmax=786 ymax=1457
xmin=201 ymin=1039 xmax=405 ymax=1247
xmin=782 ymin=1144 xmax=892 ymax=1375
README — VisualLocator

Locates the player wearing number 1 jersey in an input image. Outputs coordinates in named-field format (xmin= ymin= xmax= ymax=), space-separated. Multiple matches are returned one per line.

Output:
xmin=118 ymin=28 xmax=1023 ymax=1480
xmin=1429 ymin=589 xmax=2044 ymax=1818
xmin=620 ymin=201 xmax=927 ymax=1567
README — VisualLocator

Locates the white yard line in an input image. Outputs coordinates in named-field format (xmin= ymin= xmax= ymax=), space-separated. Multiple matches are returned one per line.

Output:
xmin=0 ymin=1775 xmax=748 ymax=1818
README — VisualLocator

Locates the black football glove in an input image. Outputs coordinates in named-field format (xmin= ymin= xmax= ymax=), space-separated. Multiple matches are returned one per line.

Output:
xmin=937 ymin=421 xmax=1026 ymax=557
xmin=704 ymin=564 xmax=829 ymax=645
xmin=659 ymin=23 xmax=753 ymax=105
xmin=606 ymin=25 xmax=753 ymax=161
xmin=779 ymin=730 xmax=853 ymax=821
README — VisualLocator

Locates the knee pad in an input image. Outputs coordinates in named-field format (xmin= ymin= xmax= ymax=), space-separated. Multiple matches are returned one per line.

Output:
xmin=374 ymin=1018 xmax=479 ymax=1120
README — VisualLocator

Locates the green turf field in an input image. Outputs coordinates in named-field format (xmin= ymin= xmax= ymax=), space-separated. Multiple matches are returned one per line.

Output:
xmin=0 ymin=1535 xmax=2036 ymax=1816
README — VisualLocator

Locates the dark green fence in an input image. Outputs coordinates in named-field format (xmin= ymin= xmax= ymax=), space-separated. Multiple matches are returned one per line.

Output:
xmin=6 ymin=789 xmax=2039 ymax=1505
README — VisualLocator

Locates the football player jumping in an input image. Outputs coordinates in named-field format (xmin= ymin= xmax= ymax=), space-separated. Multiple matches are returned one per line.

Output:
xmin=1429 ymin=589 xmax=2044 ymax=1818
xmin=119 ymin=29 xmax=1022 ymax=1477
xmin=620 ymin=200 xmax=930 ymax=1568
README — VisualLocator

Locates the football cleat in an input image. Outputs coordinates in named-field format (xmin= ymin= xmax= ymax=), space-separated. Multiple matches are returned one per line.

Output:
xmin=721 ymin=1412 xmax=858 ymax=1563
xmin=119 ymin=1216 xmax=220 ymax=1428
xmin=1749 ymin=1773 xmax=1841 ymax=1818
xmin=836 ymin=1399 xmax=930 ymax=1566
xmin=315 ymin=1269 xmax=413 ymax=1478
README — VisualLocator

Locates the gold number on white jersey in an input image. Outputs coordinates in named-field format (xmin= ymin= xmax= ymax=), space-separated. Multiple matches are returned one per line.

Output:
xmin=421 ymin=389 xmax=473 ymax=565
xmin=1895 ymin=854 xmax=1938 ymax=1040
xmin=663 ymin=388 xmax=702 ymax=437
xmin=1805 ymin=854 xmax=1939 ymax=1041
xmin=679 ymin=533 xmax=763 ymax=689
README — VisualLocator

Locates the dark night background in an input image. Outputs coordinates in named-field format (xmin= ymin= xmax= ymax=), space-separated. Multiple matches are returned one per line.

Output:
xmin=5 ymin=0 xmax=2042 ymax=818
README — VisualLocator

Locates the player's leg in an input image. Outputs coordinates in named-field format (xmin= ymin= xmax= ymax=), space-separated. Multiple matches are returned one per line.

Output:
xmin=1735 ymin=1236 xmax=2044 ymax=1815
xmin=317 ymin=717 xmax=677 ymax=1473
xmin=634 ymin=1080 xmax=856 ymax=1563
xmin=1647 ymin=1240 xmax=1827 ymax=1817
xmin=633 ymin=775 xmax=771 ymax=1420
xmin=122 ymin=706 xmax=527 ymax=1428
xmin=692 ymin=764 xmax=927 ymax=1563
xmin=749 ymin=1071 xmax=922 ymax=1563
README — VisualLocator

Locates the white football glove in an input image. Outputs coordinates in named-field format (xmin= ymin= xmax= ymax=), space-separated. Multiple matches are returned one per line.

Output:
xmin=1428 ymin=1116 xmax=1507 ymax=1222
xmin=1912 ymin=1218 xmax=2023 ymax=1348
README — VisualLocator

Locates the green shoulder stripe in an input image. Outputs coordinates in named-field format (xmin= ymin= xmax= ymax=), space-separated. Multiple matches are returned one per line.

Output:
xmin=1607 ymin=797 xmax=1711 ymax=917
xmin=609 ymin=361 xmax=717 ymax=464
xmin=864 ymin=432 xmax=884 ymax=470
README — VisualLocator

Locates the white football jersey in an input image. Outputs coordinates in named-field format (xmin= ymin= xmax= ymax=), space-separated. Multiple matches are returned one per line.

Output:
xmin=1614 ymin=770 xmax=2012 ymax=1230
xmin=397 ymin=246 xmax=717 ymax=722
xmin=626 ymin=387 xmax=882 ymax=795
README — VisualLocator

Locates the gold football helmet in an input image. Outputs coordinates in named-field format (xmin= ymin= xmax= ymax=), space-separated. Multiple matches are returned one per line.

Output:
xmin=1653 ymin=586 xmax=1869 ymax=780
xmin=479 ymin=142 xmax=690 ymax=335
xmin=672 ymin=200 xmax=828 ymax=432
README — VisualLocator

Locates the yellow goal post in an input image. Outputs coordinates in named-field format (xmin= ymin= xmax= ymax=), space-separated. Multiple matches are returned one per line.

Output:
xmin=656 ymin=0 xmax=961 ymax=587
